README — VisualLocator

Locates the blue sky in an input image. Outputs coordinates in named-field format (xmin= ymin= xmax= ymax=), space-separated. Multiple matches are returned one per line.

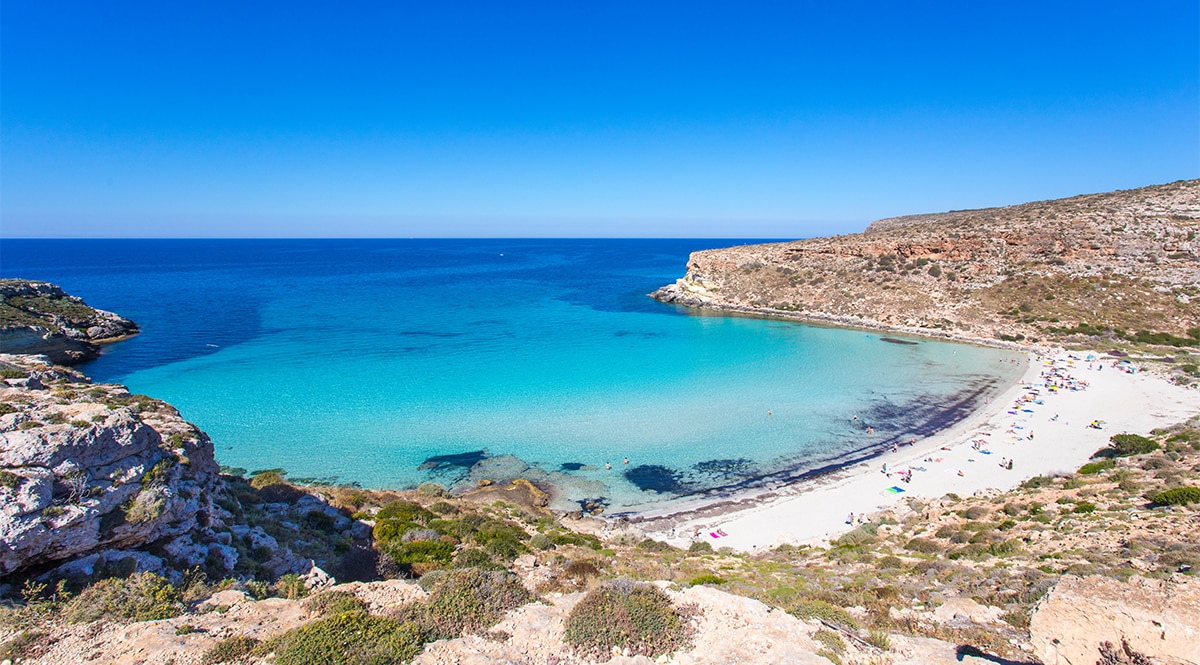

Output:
xmin=2 ymin=1 xmax=1197 ymax=238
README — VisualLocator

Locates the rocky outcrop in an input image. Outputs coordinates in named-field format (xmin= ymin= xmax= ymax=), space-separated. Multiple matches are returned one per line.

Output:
xmin=0 ymin=354 xmax=324 ymax=585
xmin=1029 ymin=574 xmax=1200 ymax=665
xmin=653 ymin=180 xmax=1200 ymax=348
xmin=0 ymin=280 xmax=138 ymax=364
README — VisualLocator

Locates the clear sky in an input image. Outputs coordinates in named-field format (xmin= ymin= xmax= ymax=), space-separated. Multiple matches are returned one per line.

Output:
xmin=2 ymin=1 xmax=1197 ymax=238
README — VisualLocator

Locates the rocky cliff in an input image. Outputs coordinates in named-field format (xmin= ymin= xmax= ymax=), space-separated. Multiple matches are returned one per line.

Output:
xmin=0 ymin=280 xmax=139 ymax=364
xmin=0 ymin=354 xmax=356 ymax=588
xmin=654 ymin=180 xmax=1200 ymax=349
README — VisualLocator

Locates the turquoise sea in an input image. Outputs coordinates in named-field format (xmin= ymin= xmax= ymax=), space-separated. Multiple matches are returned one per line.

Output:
xmin=1 ymin=239 xmax=1023 ymax=512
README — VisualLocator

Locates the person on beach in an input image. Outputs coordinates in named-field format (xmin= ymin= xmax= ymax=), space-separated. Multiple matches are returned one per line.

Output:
xmin=846 ymin=512 xmax=855 ymax=524
xmin=1007 ymin=459 xmax=1014 ymax=470
xmin=605 ymin=462 xmax=611 ymax=470
xmin=623 ymin=457 xmax=629 ymax=466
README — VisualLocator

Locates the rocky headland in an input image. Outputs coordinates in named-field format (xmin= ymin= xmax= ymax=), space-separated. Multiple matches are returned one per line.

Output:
xmin=653 ymin=180 xmax=1200 ymax=363
xmin=0 ymin=280 xmax=139 ymax=365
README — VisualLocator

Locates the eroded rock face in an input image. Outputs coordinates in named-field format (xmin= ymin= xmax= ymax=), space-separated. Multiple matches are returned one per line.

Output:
xmin=0 ymin=279 xmax=139 ymax=364
xmin=1029 ymin=574 xmax=1200 ymax=665
xmin=0 ymin=355 xmax=228 ymax=579
xmin=0 ymin=352 xmax=312 ymax=585
xmin=652 ymin=180 xmax=1200 ymax=346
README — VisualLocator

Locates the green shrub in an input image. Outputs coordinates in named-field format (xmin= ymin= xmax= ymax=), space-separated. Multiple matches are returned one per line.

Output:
xmin=1020 ymin=476 xmax=1053 ymax=490
xmin=1108 ymin=434 xmax=1159 ymax=457
xmin=547 ymin=530 xmax=603 ymax=550
xmin=904 ymin=538 xmax=941 ymax=554
xmin=562 ymin=560 xmax=601 ymax=581
xmin=1079 ymin=460 xmax=1116 ymax=475
xmin=245 ymin=580 xmax=270 ymax=600
xmin=564 ymin=580 xmax=690 ymax=658
xmin=0 ymin=470 xmax=23 ymax=490
xmin=787 ymin=598 xmax=857 ymax=628
xmin=984 ymin=539 xmax=1023 ymax=556
xmin=0 ymin=369 xmax=27 ymax=380
xmin=377 ymin=500 xmax=434 ymax=524
xmin=63 ymin=572 xmax=183 ymax=623
xmin=201 ymin=635 xmax=259 ymax=664
xmin=249 ymin=471 xmax=286 ymax=489
xmin=687 ymin=541 xmax=713 ymax=553
xmin=383 ymin=539 xmax=456 ymax=574
xmin=1151 ymin=486 xmax=1200 ymax=505
xmin=429 ymin=501 xmax=458 ymax=515
xmin=18 ymin=421 xmax=43 ymax=430
xmin=866 ymin=629 xmax=892 ymax=650
xmin=274 ymin=573 xmax=308 ymax=600
xmin=266 ymin=611 xmax=425 ymax=665
xmin=635 ymin=538 xmax=674 ymax=552
xmin=304 ymin=590 xmax=366 ymax=616
xmin=450 ymin=548 xmax=501 ymax=570
xmin=836 ymin=524 xmax=877 ymax=546
xmin=0 ymin=403 xmax=17 ymax=415
xmin=528 ymin=533 xmax=554 ymax=551
xmin=1073 ymin=502 xmax=1097 ymax=513
xmin=877 ymin=556 xmax=904 ymax=569
xmin=409 ymin=568 xmax=533 ymax=640
xmin=813 ymin=628 xmax=846 ymax=654
xmin=416 ymin=482 xmax=448 ymax=497
xmin=687 ymin=574 xmax=726 ymax=586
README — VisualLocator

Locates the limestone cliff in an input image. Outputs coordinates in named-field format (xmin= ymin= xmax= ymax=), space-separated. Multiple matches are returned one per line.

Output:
xmin=0 ymin=280 xmax=139 ymax=364
xmin=654 ymin=179 xmax=1200 ymax=349
xmin=0 ymin=354 xmax=346 ymax=586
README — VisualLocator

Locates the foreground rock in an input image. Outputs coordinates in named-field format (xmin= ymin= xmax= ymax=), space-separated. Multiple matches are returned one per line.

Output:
xmin=1030 ymin=574 xmax=1200 ymax=665
xmin=653 ymin=179 xmax=1200 ymax=354
xmin=0 ymin=280 xmax=138 ymax=364
xmin=0 ymin=354 xmax=326 ymax=585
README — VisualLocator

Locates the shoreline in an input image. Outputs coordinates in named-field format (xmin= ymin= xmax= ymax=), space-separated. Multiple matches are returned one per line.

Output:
xmin=624 ymin=347 xmax=1198 ymax=551
xmin=651 ymin=288 xmax=1036 ymax=352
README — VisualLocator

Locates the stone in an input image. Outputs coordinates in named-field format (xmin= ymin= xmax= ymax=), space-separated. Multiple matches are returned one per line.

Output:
xmin=1029 ymin=574 xmax=1200 ymax=665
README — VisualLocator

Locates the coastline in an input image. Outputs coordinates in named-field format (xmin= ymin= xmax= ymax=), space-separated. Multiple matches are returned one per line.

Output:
xmin=626 ymin=347 xmax=1199 ymax=551
xmin=653 ymin=288 xmax=1032 ymax=352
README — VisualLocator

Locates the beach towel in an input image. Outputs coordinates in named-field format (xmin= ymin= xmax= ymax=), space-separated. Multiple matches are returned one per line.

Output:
xmin=885 ymin=486 xmax=906 ymax=493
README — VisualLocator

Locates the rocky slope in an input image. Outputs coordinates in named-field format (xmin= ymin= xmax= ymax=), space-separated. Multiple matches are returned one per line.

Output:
xmin=0 ymin=354 xmax=360 ymax=589
xmin=0 ymin=280 xmax=139 ymax=364
xmin=653 ymin=180 xmax=1200 ymax=352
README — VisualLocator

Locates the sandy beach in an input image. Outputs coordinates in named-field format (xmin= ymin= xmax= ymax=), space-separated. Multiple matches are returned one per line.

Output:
xmin=639 ymin=350 xmax=1200 ymax=552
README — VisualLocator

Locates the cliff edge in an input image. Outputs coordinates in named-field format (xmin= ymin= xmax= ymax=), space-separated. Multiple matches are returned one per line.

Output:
xmin=653 ymin=180 xmax=1200 ymax=352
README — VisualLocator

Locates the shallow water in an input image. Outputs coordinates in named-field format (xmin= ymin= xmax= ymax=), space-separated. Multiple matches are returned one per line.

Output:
xmin=2 ymin=239 xmax=1023 ymax=511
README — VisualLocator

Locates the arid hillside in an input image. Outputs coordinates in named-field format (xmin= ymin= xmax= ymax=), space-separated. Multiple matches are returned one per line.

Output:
xmin=654 ymin=180 xmax=1200 ymax=356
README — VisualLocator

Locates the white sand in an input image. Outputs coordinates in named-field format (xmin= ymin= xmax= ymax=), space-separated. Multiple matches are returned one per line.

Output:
xmin=645 ymin=350 xmax=1200 ymax=552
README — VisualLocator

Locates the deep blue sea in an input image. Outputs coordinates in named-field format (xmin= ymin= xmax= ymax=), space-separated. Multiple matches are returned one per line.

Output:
xmin=1 ymin=239 xmax=1023 ymax=512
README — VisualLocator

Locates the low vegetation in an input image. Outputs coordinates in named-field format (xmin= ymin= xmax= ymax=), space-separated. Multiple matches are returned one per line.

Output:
xmin=2 ymin=421 xmax=1196 ymax=665
xmin=563 ymin=579 xmax=693 ymax=658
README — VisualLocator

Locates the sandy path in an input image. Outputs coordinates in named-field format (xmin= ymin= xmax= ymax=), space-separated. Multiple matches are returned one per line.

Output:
xmin=641 ymin=351 xmax=1199 ymax=551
